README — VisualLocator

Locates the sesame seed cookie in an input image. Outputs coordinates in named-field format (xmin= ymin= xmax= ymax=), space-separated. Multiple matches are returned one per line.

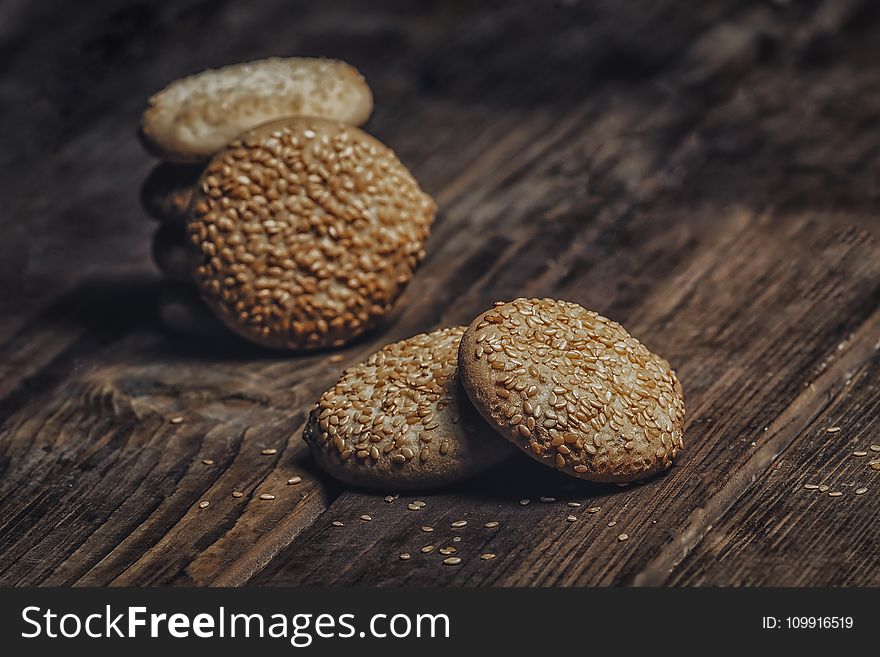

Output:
xmin=303 ymin=327 xmax=513 ymax=490
xmin=140 ymin=57 xmax=373 ymax=163
xmin=458 ymin=298 xmax=685 ymax=483
xmin=140 ymin=163 xmax=202 ymax=226
xmin=187 ymin=117 xmax=436 ymax=351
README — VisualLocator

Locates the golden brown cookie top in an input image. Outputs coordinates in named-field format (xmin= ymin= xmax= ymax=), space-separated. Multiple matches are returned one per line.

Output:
xmin=458 ymin=298 xmax=684 ymax=483
xmin=188 ymin=117 xmax=436 ymax=350
xmin=304 ymin=326 xmax=511 ymax=490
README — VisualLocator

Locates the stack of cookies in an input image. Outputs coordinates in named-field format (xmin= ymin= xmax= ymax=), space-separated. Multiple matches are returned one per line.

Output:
xmin=139 ymin=57 xmax=436 ymax=348
xmin=304 ymin=297 xmax=685 ymax=489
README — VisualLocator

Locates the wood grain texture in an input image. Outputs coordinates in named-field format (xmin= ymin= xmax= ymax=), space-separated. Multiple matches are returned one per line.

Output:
xmin=1 ymin=0 xmax=879 ymax=587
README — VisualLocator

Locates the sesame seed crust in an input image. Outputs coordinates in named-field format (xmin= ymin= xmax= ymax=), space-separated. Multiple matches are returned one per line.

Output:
xmin=458 ymin=298 xmax=685 ymax=483
xmin=303 ymin=326 xmax=512 ymax=490
xmin=140 ymin=57 xmax=373 ymax=163
xmin=188 ymin=117 xmax=436 ymax=350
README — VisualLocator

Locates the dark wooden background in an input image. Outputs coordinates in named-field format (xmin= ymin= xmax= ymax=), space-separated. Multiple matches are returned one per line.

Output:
xmin=1 ymin=0 xmax=878 ymax=587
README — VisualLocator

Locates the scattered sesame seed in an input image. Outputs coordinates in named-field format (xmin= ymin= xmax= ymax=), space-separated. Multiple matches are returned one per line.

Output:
xmin=586 ymin=506 xmax=601 ymax=514
xmin=828 ymin=491 xmax=843 ymax=497
xmin=607 ymin=520 xmax=617 ymax=527
xmin=826 ymin=426 xmax=841 ymax=433
xmin=439 ymin=547 xmax=457 ymax=555
xmin=259 ymin=494 xmax=276 ymax=500
xmin=332 ymin=521 xmax=344 ymax=527
xmin=484 ymin=521 xmax=499 ymax=528
xmin=328 ymin=355 xmax=344 ymax=364
xmin=452 ymin=536 xmax=461 ymax=542
xmin=855 ymin=487 xmax=868 ymax=495
xmin=818 ymin=485 xmax=830 ymax=492
xmin=201 ymin=459 xmax=215 ymax=465
xmin=871 ymin=445 xmax=880 ymax=452
xmin=803 ymin=484 xmax=819 ymax=490
xmin=360 ymin=514 xmax=372 ymax=521
xmin=399 ymin=553 xmax=411 ymax=561
xmin=421 ymin=526 xmax=434 ymax=533
xmin=870 ymin=461 xmax=880 ymax=471
xmin=519 ymin=499 xmax=530 ymax=506
xmin=198 ymin=501 xmax=210 ymax=509
xmin=617 ymin=533 xmax=629 ymax=542
xmin=261 ymin=448 xmax=278 ymax=455
xmin=287 ymin=476 xmax=302 ymax=485
xmin=232 ymin=491 xmax=244 ymax=498
xmin=451 ymin=520 xmax=468 ymax=528
xmin=407 ymin=503 xmax=422 ymax=511
xmin=566 ymin=515 xmax=577 ymax=523
xmin=420 ymin=545 xmax=434 ymax=553
xmin=567 ymin=502 xmax=582 ymax=508
xmin=170 ymin=416 xmax=184 ymax=424
xmin=853 ymin=451 xmax=868 ymax=457
xmin=480 ymin=553 xmax=496 ymax=560
xmin=539 ymin=496 xmax=556 ymax=503
xmin=385 ymin=495 xmax=395 ymax=503
xmin=443 ymin=557 xmax=462 ymax=565
xmin=615 ymin=483 xmax=630 ymax=488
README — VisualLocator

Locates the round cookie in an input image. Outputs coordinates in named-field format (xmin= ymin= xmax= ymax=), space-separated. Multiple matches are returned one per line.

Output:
xmin=140 ymin=57 xmax=373 ymax=163
xmin=151 ymin=223 xmax=192 ymax=283
xmin=187 ymin=116 xmax=436 ymax=351
xmin=141 ymin=163 xmax=202 ymax=225
xmin=458 ymin=298 xmax=685 ymax=483
xmin=303 ymin=326 xmax=512 ymax=490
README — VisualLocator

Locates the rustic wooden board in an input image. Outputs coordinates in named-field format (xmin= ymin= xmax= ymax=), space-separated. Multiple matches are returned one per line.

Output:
xmin=1 ymin=0 xmax=879 ymax=587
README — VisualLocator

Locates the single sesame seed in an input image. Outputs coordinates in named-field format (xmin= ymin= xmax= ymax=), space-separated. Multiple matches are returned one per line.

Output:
xmin=232 ymin=491 xmax=244 ymax=498
xmin=818 ymin=485 xmax=830 ymax=492
xmin=519 ymin=499 xmax=530 ymax=506
xmin=451 ymin=520 xmax=468 ymax=528
xmin=385 ymin=495 xmax=395 ymax=503
xmin=871 ymin=461 xmax=880 ymax=471
xmin=586 ymin=506 xmax=601 ymax=513
xmin=567 ymin=502 xmax=582 ymax=508
xmin=420 ymin=545 xmax=434 ymax=553
xmin=439 ymin=547 xmax=457 ymax=555
xmin=407 ymin=503 xmax=421 ymax=511
xmin=870 ymin=445 xmax=880 ymax=452
xmin=566 ymin=515 xmax=577 ymax=523
xmin=443 ymin=557 xmax=462 ymax=565
xmin=261 ymin=448 xmax=278 ymax=455
xmin=855 ymin=487 xmax=868 ymax=495
xmin=421 ymin=526 xmax=434 ymax=532
xmin=607 ymin=520 xmax=617 ymax=527
xmin=201 ymin=459 xmax=215 ymax=465
xmin=170 ymin=416 xmax=184 ymax=424
xmin=803 ymin=484 xmax=819 ymax=490
xmin=198 ymin=500 xmax=210 ymax=509
xmin=332 ymin=521 xmax=344 ymax=527
xmin=539 ymin=496 xmax=556 ymax=503
xmin=328 ymin=354 xmax=344 ymax=363
xmin=828 ymin=491 xmax=843 ymax=497
xmin=617 ymin=533 xmax=629 ymax=542
xmin=287 ymin=476 xmax=302 ymax=485
xmin=480 ymin=553 xmax=496 ymax=560
xmin=484 ymin=521 xmax=499 ymax=528
xmin=399 ymin=553 xmax=411 ymax=561
xmin=360 ymin=514 xmax=372 ymax=521
xmin=259 ymin=494 xmax=276 ymax=500
xmin=853 ymin=451 xmax=868 ymax=457
xmin=826 ymin=426 xmax=841 ymax=433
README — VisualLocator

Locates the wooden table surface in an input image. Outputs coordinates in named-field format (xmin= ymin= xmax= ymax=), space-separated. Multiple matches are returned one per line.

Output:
xmin=1 ymin=0 xmax=878 ymax=587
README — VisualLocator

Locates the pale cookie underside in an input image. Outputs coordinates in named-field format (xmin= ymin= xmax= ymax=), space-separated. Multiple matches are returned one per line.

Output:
xmin=459 ymin=298 xmax=685 ymax=483
xmin=140 ymin=57 xmax=374 ymax=162
xmin=304 ymin=326 xmax=512 ymax=490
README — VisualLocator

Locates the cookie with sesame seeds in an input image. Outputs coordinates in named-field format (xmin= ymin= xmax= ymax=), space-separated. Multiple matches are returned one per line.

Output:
xmin=458 ymin=298 xmax=685 ymax=483
xmin=141 ymin=163 xmax=202 ymax=226
xmin=140 ymin=57 xmax=373 ymax=163
xmin=303 ymin=326 xmax=513 ymax=490
xmin=187 ymin=116 xmax=436 ymax=350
